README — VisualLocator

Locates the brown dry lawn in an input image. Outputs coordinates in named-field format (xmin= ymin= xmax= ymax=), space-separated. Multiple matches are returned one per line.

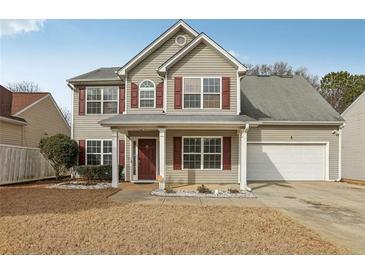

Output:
xmin=0 ymin=182 xmax=346 ymax=255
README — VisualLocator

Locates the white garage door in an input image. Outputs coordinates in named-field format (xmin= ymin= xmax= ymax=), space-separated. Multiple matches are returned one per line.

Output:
xmin=247 ymin=143 xmax=327 ymax=181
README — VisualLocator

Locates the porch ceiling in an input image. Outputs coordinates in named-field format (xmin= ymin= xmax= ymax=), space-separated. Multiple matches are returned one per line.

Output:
xmin=99 ymin=114 xmax=256 ymax=128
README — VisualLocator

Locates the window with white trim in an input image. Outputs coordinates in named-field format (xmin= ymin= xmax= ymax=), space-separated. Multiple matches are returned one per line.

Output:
xmin=86 ymin=140 xmax=112 ymax=165
xmin=86 ymin=87 xmax=118 ymax=114
xmin=183 ymin=137 xmax=222 ymax=169
xmin=139 ymin=80 xmax=155 ymax=108
xmin=183 ymin=77 xmax=221 ymax=109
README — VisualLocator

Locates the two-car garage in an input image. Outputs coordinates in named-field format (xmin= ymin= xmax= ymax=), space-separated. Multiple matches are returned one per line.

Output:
xmin=247 ymin=143 xmax=328 ymax=181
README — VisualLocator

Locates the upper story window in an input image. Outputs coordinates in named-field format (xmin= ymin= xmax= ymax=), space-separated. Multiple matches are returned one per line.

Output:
xmin=183 ymin=77 xmax=221 ymax=109
xmin=139 ymin=80 xmax=155 ymax=108
xmin=86 ymin=87 xmax=118 ymax=114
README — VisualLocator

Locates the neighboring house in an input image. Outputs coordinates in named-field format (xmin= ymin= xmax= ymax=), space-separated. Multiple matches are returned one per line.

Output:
xmin=342 ymin=91 xmax=365 ymax=181
xmin=67 ymin=20 xmax=344 ymax=189
xmin=0 ymin=85 xmax=70 ymax=147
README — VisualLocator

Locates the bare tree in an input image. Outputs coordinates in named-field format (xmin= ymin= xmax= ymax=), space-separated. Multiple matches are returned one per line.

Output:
xmin=245 ymin=61 xmax=320 ymax=89
xmin=60 ymin=107 xmax=71 ymax=126
xmin=294 ymin=67 xmax=320 ymax=90
xmin=6 ymin=81 xmax=41 ymax=92
xmin=272 ymin=62 xmax=293 ymax=75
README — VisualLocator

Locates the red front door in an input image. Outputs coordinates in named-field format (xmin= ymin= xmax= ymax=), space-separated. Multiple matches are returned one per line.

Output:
xmin=138 ymin=139 xmax=156 ymax=180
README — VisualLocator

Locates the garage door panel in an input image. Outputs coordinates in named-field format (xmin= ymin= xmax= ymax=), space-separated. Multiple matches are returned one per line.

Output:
xmin=248 ymin=143 xmax=326 ymax=181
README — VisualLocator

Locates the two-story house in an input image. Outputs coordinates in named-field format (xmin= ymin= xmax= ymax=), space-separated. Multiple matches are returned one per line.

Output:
xmin=67 ymin=20 xmax=344 ymax=189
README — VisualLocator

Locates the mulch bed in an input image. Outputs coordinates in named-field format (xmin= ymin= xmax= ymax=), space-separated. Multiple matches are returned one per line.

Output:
xmin=0 ymin=183 xmax=347 ymax=255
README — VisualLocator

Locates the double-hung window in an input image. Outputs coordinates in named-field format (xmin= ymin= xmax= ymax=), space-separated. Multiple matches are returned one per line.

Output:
xmin=183 ymin=137 xmax=222 ymax=170
xmin=86 ymin=140 xmax=112 ymax=165
xmin=86 ymin=87 xmax=118 ymax=114
xmin=139 ymin=80 xmax=155 ymax=108
xmin=183 ymin=77 xmax=221 ymax=109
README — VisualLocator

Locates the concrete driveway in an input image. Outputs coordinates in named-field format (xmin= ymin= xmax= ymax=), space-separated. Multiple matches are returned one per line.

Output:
xmin=250 ymin=181 xmax=365 ymax=254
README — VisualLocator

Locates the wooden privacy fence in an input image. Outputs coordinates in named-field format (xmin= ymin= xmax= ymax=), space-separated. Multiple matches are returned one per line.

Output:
xmin=0 ymin=144 xmax=55 ymax=185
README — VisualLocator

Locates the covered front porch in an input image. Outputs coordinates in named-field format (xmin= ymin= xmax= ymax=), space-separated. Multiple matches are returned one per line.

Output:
xmin=99 ymin=114 xmax=253 ymax=190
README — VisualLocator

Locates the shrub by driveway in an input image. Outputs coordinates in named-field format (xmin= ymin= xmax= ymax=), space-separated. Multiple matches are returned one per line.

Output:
xmin=0 ymin=182 xmax=346 ymax=255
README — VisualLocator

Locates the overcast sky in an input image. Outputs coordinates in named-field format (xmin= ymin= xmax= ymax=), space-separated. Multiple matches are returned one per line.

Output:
xmin=1 ymin=19 xmax=364 ymax=111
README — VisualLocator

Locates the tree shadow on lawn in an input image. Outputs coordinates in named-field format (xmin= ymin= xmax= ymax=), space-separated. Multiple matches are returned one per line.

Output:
xmin=0 ymin=187 xmax=120 ymax=217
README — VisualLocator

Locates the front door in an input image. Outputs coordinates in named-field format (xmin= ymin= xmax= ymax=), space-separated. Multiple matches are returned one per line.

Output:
xmin=138 ymin=139 xmax=157 ymax=180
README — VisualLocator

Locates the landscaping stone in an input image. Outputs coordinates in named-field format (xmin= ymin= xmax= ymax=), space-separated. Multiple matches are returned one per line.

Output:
xmin=151 ymin=189 xmax=256 ymax=198
xmin=48 ymin=181 xmax=112 ymax=190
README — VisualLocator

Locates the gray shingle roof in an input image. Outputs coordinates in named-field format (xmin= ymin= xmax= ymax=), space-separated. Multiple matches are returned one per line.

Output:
xmin=67 ymin=67 xmax=121 ymax=82
xmin=100 ymin=114 xmax=255 ymax=126
xmin=241 ymin=75 xmax=344 ymax=122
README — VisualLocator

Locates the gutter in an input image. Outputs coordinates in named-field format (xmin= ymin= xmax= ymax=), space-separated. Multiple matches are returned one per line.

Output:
xmin=258 ymin=120 xmax=345 ymax=126
xmin=0 ymin=116 xmax=27 ymax=126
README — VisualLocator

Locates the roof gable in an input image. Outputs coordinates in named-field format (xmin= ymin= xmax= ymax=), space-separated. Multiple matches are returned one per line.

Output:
xmin=341 ymin=91 xmax=365 ymax=116
xmin=158 ymin=33 xmax=247 ymax=75
xmin=11 ymin=92 xmax=49 ymax=115
xmin=117 ymin=20 xmax=199 ymax=77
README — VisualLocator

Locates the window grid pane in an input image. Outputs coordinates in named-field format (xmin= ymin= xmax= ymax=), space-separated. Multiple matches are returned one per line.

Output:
xmin=203 ymin=94 xmax=220 ymax=108
xmin=184 ymin=78 xmax=201 ymax=94
xmin=103 ymin=102 xmax=117 ymax=114
xmin=184 ymin=94 xmax=201 ymax=108
xmin=103 ymin=87 xmax=118 ymax=100
xmin=203 ymin=78 xmax=220 ymax=93
xmin=87 ymin=102 xmax=101 ymax=114
xmin=87 ymin=154 xmax=101 ymax=165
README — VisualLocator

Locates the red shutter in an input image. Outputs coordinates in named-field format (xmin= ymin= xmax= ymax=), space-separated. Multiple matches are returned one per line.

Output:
xmin=173 ymin=137 xmax=182 ymax=170
xmin=223 ymin=137 xmax=231 ymax=170
xmin=79 ymin=140 xmax=85 ymax=165
xmin=222 ymin=77 xmax=230 ymax=109
xmin=156 ymin=82 xmax=164 ymax=108
xmin=79 ymin=86 xmax=85 ymax=115
xmin=131 ymin=82 xmax=139 ymax=108
xmin=174 ymin=77 xmax=182 ymax=109
xmin=119 ymin=86 xmax=125 ymax=113
xmin=119 ymin=140 xmax=125 ymax=167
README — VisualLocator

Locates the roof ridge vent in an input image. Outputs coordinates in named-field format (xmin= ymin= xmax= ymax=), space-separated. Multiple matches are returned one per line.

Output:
xmin=277 ymin=74 xmax=293 ymax=78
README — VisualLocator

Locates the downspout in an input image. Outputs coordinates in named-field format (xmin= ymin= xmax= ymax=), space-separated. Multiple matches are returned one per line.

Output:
xmin=67 ymin=83 xmax=75 ymax=139
xmin=337 ymin=123 xmax=345 ymax=182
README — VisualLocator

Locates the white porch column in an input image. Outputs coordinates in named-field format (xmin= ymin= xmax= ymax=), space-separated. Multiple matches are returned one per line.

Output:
xmin=240 ymin=124 xmax=250 ymax=191
xmin=158 ymin=128 xmax=166 ymax=189
xmin=111 ymin=130 xmax=119 ymax=188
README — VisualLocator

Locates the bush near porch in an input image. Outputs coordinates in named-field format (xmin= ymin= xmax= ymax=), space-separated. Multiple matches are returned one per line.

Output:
xmin=74 ymin=165 xmax=124 ymax=182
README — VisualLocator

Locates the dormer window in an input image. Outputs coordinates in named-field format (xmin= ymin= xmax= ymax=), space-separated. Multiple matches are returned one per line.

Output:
xmin=139 ymin=80 xmax=155 ymax=108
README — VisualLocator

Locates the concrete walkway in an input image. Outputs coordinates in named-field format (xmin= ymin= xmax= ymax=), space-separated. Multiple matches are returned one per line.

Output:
xmin=110 ymin=181 xmax=365 ymax=254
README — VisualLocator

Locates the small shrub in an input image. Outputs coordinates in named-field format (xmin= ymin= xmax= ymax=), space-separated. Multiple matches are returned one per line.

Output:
xmin=197 ymin=184 xmax=212 ymax=194
xmin=228 ymin=188 xmax=240 ymax=194
xmin=164 ymin=185 xmax=176 ymax=193
xmin=74 ymin=165 xmax=124 ymax=182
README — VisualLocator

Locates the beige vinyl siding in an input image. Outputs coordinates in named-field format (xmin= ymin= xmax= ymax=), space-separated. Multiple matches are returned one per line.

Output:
xmin=342 ymin=94 xmax=365 ymax=180
xmin=73 ymin=89 xmax=126 ymax=169
xmin=0 ymin=121 xmax=24 ymax=146
xmin=126 ymin=30 xmax=194 ymax=113
xmin=168 ymin=42 xmax=237 ymax=114
xmin=73 ymin=89 xmax=116 ymax=140
xmin=248 ymin=125 xmax=340 ymax=180
xmin=166 ymin=130 xmax=239 ymax=184
xmin=17 ymin=96 xmax=70 ymax=148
